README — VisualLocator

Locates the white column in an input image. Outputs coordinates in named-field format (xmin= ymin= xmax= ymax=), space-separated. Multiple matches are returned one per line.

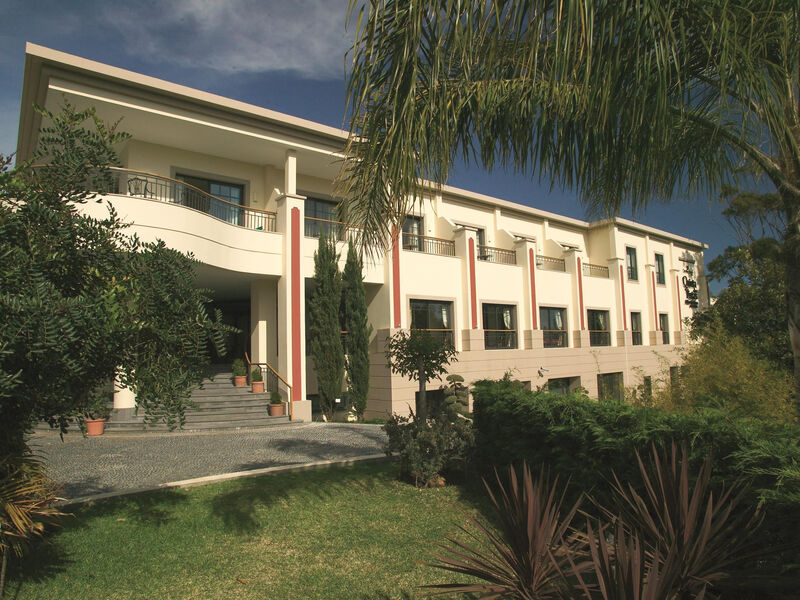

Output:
xmin=113 ymin=372 xmax=135 ymax=412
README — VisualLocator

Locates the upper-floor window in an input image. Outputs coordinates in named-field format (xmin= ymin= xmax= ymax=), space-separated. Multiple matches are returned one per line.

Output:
xmin=626 ymin=247 xmax=638 ymax=280
xmin=540 ymin=307 xmax=568 ymax=348
xmin=587 ymin=309 xmax=611 ymax=346
xmin=177 ymin=173 xmax=244 ymax=206
xmin=476 ymin=228 xmax=486 ymax=247
xmin=659 ymin=313 xmax=670 ymax=344
xmin=483 ymin=304 xmax=517 ymax=349
xmin=305 ymin=197 xmax=339 ymax=238
xmin=402 ymin=216 xmax=423 ymax=252
xmin=410 ymin=299 xmax=453 ymax=346
xmin=655 ymin=253 xmax=666 ymax=285
xmin=630 ymin=311 xmax=643 ymax=346
xmin=176 ymin=173 xmax=244 ymax=225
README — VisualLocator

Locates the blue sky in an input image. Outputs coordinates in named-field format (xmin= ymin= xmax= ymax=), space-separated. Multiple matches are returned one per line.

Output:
xmin=0 ymin=0 xmax=741 ymax=293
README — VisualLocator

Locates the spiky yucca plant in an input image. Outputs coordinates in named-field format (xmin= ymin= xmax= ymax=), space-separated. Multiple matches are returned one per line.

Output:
xmin=0 ymin=451 xmax=64 ymax=597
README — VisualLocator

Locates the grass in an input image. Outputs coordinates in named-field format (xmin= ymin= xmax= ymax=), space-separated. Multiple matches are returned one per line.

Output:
xmin=8 ymin=461 xmax=488 ymax=599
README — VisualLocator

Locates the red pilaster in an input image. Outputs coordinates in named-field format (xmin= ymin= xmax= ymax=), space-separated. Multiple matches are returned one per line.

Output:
xmin=619 ymin=265 xmax=627 ymax=330
xmin=652 ymin=271 xmax=659 ymax=328
xmin=577 ymin=257 xmax=585 ymax=330
xmin=392 ymin=228 xmax=401 ymax=328
xmin=529 ymin=249 xmax=538 ymax=329
xmin=468 ymin=238 xmax=478 ymax=329
xmin=290 ymin=208 xmax=302 ymax=401
xmin=676 ymin=275 xmax=683 ymax=330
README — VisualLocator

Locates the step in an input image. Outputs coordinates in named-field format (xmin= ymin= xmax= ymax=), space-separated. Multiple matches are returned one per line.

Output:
xmin=189 ymin=399 xmax=271 ymax=410
xmin=191 ymin=387 xmax=268 ymax=398
xmin=104 ymin=416 xmax=291 ymax=432
xmin=184 ymin=409 xmax=273 ymax=422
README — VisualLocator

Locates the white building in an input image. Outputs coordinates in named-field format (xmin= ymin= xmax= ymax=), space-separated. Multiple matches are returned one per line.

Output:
xmin=16 ymin=44 xmax=708 ymax=421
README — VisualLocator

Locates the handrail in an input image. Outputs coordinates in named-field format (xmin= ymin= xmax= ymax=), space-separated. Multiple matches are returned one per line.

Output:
xmin=304 ymin=215 xmax=362 ymax=243
xmin=536 ymin=255 xmax=566 ymax=272
xmin=401 ymin=232 xmax=456 ymax=256
xmin=582 ymin=262 xmax=610 ymax=278
xmin=401 ymin=231 xmax=453 ymax=244
xmin=477 ymin=245 xmax=517 ymax=265
xmin=245 ymin=353 xmax=293 ymax=421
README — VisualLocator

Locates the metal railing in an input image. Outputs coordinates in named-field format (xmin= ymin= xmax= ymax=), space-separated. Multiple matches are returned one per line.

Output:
xmin=101 ymin=167 xmax=277 ymax=232
xmin=543 ymin=330 xmax=569 ymax=348
xmin=304 ymin=216 xmax=361 ymax=243
xmin=402 ymin=232 xmax=456 ymax=256
xmin=589 ymin=330 xmax=612 ymax=346
xmin=244 ymin=353 xmax=293 ymax=419
xmin=632 ymin=331 xmax=643 ymax=346
xmin=484 ymin=329 xmax=518 ymax=349
xmin=477 ymin=245 xmax=517 ymax=265
xmin=582 ymin=262 xmax=610 ymax=278
xmin=536 ymin=256 xmax=566 ymax=272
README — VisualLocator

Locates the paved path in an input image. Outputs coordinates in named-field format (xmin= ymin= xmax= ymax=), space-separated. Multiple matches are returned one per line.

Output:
xmin=30 ymin=423 xmax=387 ymax=500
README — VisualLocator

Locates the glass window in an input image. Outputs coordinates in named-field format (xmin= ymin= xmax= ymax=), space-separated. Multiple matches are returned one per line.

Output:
xmin=655 ymin=253 xmax=666 ymax=285
xmin=630 ymin=312 xmax=642 ymax=346
xmin=626 ymin=247 xmax=638 ymax=280
xmin=305 ymin=197 xmax=339 ymax=238
xmin=597 ymin=372 xmax=624 ymax=401
xmin=402 ymin=216 xmax=423 ymax=251
xmin=410 ymin=299 xmax=453 ymax=346
xmin=659 ymin=313 xmax=670 ymax=344
xmin=547 ymin=376 xmax=581 ymax=395
xmin=540 ymin=307 xmax=568 ymax=348
xmin=176 ymin=173 xmax=244 ymax=225
xmin=483 ymin=304 xmax=517 ymax=349
xmin=587 ymin=310 xmax=611 ymax=346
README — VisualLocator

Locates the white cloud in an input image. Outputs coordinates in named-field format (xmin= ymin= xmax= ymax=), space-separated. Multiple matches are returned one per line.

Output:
xmin=101 ymin=0 xmax=352 ymax=80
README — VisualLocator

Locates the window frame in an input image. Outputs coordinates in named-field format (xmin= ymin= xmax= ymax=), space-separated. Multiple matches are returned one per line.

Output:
xmin=659 ymin=313 xmax=670 ymax=344
xmin=587 ymin=309 xmax=611 ymax=347
xmin=655 ymin=253 xmax=666 ymax=285
xmin=626 ymin=246 xmax=638 ymax=281
xmin=630 ymin=311 xmax=643 ymax=346
xmin=410 ymin=299 xmax=454 ymax=346
xmin=402 ymin=215 xmax=424 ymax=252
xmin=482 ymin=303 xmax=518 ymax=350
xmin=597 ymin=372 xmax=624 ymax=402
xmin=540 ymin=306 xmax=568 ymax=348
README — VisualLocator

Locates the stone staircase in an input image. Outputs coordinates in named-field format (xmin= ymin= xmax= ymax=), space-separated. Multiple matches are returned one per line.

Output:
xmin=105 ymin=369 xmax=290 ymax=432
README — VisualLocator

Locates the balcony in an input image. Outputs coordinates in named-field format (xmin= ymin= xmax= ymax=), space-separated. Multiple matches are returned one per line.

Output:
xmin=536 ymin=256 xmax=566 ymax=272
xmin=105 ymin=167 xmax=277 ymax=232
xmin=402 ymin=232 xmax=455 ymax=256
xmin=582 ymin=262 xmax=610 ymax=278
xmin=477 ymin=245 xmax=517 ymax=265
xmin=304 ymin=216 xmax=360 ymax=243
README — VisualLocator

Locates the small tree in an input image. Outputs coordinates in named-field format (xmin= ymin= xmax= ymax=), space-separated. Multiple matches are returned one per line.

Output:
xmin=341 ymin=241 xmax=372 ymax=420
xmin=385 ymin=329 xmax=457 ymax=422
xmin=307 ymin=232 xmax=344 ymax=420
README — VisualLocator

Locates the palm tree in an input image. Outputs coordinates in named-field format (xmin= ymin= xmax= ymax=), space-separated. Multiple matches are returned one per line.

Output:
xmin=336 ymin=0 xmax=800 ymax=403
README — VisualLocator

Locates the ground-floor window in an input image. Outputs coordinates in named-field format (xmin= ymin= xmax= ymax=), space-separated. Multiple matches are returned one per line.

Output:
xmin=482 ymin=303 xmax=517 ymax=349
xmin=410 ymin=299 xmax=454 ymax=346
xmin=597 ymin=372 xmax=624 ymax=401
xmin=588 ymin=309 xmax=611 ymax=346
xmin=547 ymin=376 xmax=581 ymax=396
xmin=659 ymin=313 xmax=670 ymax=344
xmin=540 ymin=306 xmax=568 ymax=348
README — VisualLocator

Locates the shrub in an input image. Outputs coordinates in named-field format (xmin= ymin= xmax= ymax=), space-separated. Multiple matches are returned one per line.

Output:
xmin=250 ymin=366 xmax=263 ymax=383
xmin=231 ymin=359 xmax=246 ymax=378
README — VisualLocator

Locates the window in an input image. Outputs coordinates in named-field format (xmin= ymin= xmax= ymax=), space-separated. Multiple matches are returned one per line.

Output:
xmin=642 ymin=376 xmax=653 ymax=401
xmin=410 ymin=299 xmax=454 ymax=346
xmin=176 ymin=173 xmax=244 ymax=225
xmin=476 ymin=228 xmax=486 ymax=247
xmin=304 ymin=197 xmax=339 ymax=238
xmin=630 ymin=312 xmax=642 ymax=346
xmin=547 ymin=376 xmax=581 ymax=396
xmin=669 ymin=366 xmax=680 ymax=388
xmin=587 ymin=310 xmax=611 ymax=346
xmin=659 ymin=313 xmax=670 ymax=344
xmin=483 ymin=304 xmax=517 ymax=349
xmin=626 ymin=247 xmax=638 ymax=280
xmin=597 ymin=372 xmax=624 ymax=401
xmin=540 ymin=307 xmax=568 ymax=348
xmin=402 ymin=216 xmax=423 ymax=251
xmin=655 ymin=253 xmax=666 ymax=285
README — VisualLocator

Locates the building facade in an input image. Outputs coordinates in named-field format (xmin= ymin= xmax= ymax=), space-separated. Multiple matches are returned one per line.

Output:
xmin=17 ymin=44 xmax=709 ymax=420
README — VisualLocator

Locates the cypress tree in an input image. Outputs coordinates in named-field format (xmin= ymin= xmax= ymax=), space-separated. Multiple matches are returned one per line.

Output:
xmin=342 ymin=241 xmax=372 ymax=420
xmin=308 ymin=232 xmax=343 ymax=420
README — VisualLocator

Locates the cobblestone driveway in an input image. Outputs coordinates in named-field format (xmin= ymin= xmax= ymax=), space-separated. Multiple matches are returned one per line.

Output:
xmin=30 ymin=423 xmax=387 ymax=499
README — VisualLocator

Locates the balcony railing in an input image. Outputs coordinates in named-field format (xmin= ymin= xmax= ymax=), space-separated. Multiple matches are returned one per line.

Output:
xmin=484 ymin=329 xmax=518 ymax=349
xmin=304 ymin=216 xmax=360 ymax=243
xmin=412 ymin=329 xmax=455 ymax=347
xmin=582 ymin=262 xmax=610 ymax=278
xmin=104 ymin=167 xmax=277 ymax=232
xmin=536 ymin=256 xmax=566 ymax=272
xmin=477 ymin=245 xmax=517 ymax=265
xmin=589 ymin=330 xmax=612 ymax=346
xmin=402 ymin=232 xmax=456 ymax=256
xmin=543 ymin=330 xmax=569 ymax=348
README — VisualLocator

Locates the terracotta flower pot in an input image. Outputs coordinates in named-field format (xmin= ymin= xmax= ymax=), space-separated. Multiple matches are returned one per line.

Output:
xmin=233 ymin=375 xmax=247 ymax=387
xmin=251 ymin=381 xmax=265 ymax=394
xmin=268 ymin=403 xmax=284 ymax=417
xmin=86 ymin=418 xmax=106 ymax=436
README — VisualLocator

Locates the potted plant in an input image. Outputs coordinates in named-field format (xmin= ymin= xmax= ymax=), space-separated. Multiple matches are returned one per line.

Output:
xmin=251 ymin=366 xmax=265 ymax=393
xmin=269 ymin=391 xmax=284 ymax=417
xmin=232 ymin=358 xmax=247 ymax=387
xmin=83 ymin=390 xmax=111 ymax=436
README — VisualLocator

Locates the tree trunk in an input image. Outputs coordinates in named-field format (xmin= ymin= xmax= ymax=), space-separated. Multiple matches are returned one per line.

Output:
xmin=417 ymin=357 xmax=427 ymax=423
xmin=0 ymin=548 xmax=7 ymax=599
xmin=781 ymin=186 xmax=800 ymax=408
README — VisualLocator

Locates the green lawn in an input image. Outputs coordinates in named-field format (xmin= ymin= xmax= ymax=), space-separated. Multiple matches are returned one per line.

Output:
xmin=9 ymin=461 xmax=487 ymax=599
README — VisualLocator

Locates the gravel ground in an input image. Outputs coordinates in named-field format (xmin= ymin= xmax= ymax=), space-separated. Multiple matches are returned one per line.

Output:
xmin=29 ymin=423 xmax=387 ymax=499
